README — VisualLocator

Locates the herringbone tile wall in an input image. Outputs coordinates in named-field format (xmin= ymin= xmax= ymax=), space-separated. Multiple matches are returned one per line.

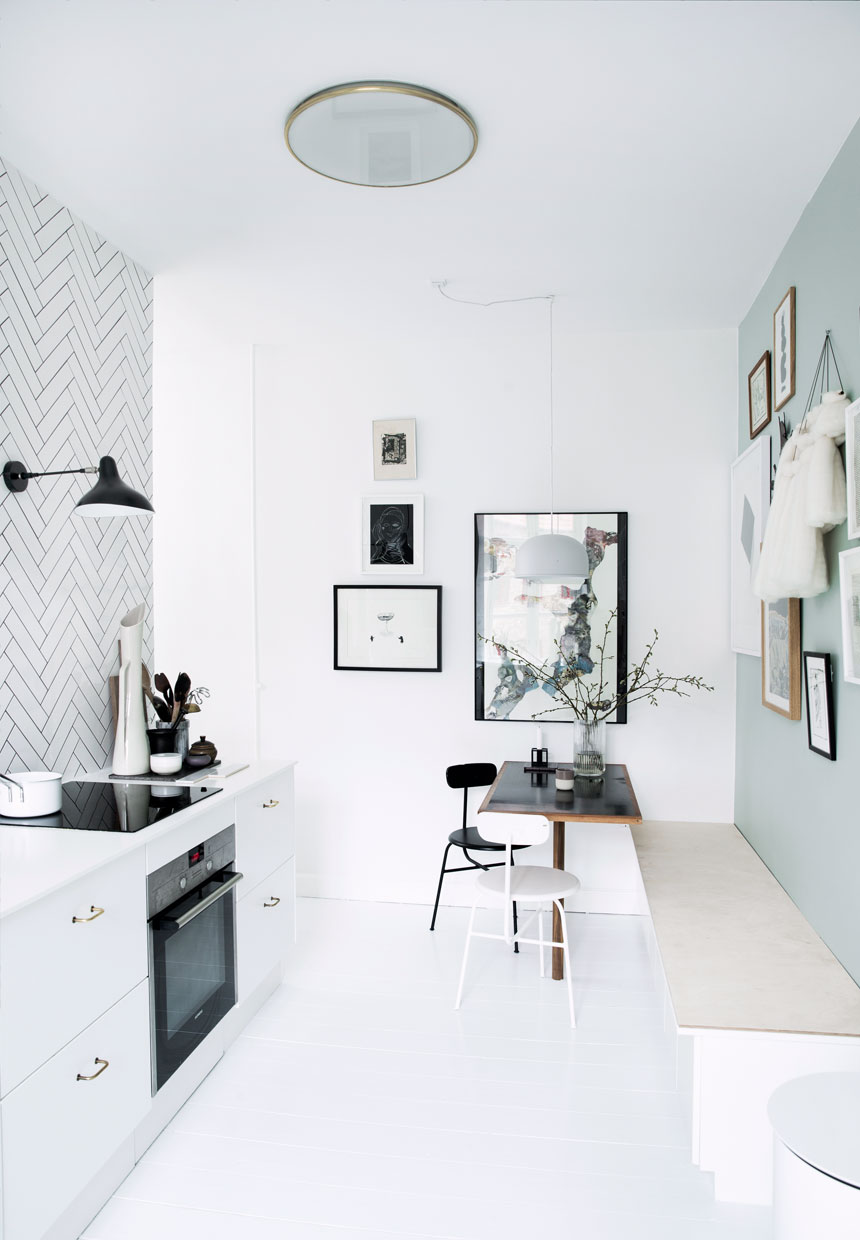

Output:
xmin=0 ymin=156 xmax=153 ymax=776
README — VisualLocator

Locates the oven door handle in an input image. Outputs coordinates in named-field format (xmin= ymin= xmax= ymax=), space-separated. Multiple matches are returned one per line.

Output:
xmin=163 ymin=871 xmax=244 ymax=929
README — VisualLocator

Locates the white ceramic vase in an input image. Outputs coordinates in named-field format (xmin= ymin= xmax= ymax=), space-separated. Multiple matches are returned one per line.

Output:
xmin=113 ymin=603 xmax=150 ymax=775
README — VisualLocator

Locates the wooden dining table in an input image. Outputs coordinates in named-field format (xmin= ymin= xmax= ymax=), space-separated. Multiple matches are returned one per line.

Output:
xmin=478 ymin=761 xmax=643 ymax=980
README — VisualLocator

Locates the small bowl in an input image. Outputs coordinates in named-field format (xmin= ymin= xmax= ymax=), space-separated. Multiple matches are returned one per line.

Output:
xmin=150 ymin=753 xmax=182 ymax=776
xmin=183 ymin=752 xmax=214 ymax=770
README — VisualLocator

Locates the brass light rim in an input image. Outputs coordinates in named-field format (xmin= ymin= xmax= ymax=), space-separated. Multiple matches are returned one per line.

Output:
xmin=283 ymin=80 xmax=478 ymax=188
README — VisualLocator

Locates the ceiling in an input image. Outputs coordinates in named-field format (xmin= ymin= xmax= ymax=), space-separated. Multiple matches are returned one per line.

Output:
xmin=1 ymin=0 xmax=860 ymax=330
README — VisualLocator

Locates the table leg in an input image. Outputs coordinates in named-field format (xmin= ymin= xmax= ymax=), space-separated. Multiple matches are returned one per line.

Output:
xmin=552 ymin=819 xmax=565 ymax=980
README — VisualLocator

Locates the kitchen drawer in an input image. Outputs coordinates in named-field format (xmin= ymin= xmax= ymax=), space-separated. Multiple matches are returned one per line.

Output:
xmin=1 ymin=980 xmax=150 ymax=1240
xmin=0 ymin=849 xmax=147 ymax=1096
xmin=238 ymin=857 xmax=295 ymax=1002
xmin=235 ymin=769 xmax=295 ymax=895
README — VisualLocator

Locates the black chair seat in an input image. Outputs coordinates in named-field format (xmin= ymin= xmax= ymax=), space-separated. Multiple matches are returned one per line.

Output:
xmin=448 ymin=827 xmax=529 ymax=852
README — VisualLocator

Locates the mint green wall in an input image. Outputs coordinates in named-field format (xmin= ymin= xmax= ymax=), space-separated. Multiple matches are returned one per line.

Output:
xmin=735 ymin=119 xmax=860 ymax=983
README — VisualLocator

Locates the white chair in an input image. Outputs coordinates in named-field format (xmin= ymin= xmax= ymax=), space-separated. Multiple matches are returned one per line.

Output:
xmin=454 ymin=810 xmax=581 ymax=1027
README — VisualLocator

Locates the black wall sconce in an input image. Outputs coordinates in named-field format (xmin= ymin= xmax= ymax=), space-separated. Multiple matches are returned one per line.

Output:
xmin=3 ymin=456 xmax=153 ymax=517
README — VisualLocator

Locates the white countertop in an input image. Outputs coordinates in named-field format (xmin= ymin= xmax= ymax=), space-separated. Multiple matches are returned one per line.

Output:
xmin=0 ymin=760 xmax=294 ymax=919
xmin=631 ymin=820 xmax=860 ymax=1038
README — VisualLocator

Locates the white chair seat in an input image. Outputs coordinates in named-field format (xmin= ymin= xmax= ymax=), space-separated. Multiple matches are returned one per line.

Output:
xmin=477 ymin=864 xmax=580 ymax=903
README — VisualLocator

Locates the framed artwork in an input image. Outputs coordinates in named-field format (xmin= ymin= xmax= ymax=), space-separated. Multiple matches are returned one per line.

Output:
xmin=761 ymin=596 xmax=801 ymax=718
xmin=731 ymin=439 xmax=772 ymax=656
xmin=474 ymin=512 xmax=628 ymax=724
xmin=845 ymin=398 xmax=860 ymax=540
xmin=361 ymin=495 xmax=424 ymax=574
xmin=838 ymin=547 xmax=860 ymax=685
xmin=372 ymin=418 xmax=417 ymax=481
xmin=748 ymin=351 xmax=771 ymax=439
xmin=803 ymin=652 xmax=836 ymax=760
xmin=773 ymin=287 xmax=796 ymax=412
xmin=333 ymin=584 xmax=441 ymax=671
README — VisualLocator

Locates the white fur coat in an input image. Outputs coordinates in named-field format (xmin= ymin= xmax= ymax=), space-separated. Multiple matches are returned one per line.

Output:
xmin=754 ymin=391 xmax=849 ymax=602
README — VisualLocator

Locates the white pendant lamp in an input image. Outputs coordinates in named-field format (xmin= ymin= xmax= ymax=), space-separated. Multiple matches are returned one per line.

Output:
xmin=514 ymin=297 xmax=588 ymax=585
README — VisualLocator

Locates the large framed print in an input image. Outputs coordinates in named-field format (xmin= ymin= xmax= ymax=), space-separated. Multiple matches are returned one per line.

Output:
xmin=803 ymin=652 xmax=836 ymax=760
xmin=731 ymin=439 xmax=771 ymax=656
xmin=773 ymin=287 xmax=796 ymax=412
xmin=845 ymin=398 xmax=860 ymax=540
xmin=361 ymin=495 xmax=424 ymax=574
xmin=334 ymin=584 xmax=441 ymax=671
xmin=761 ymin=596 xmax=801 ymax=719
xmin=474 ymin=512 xmax=628 ymax=724
xmin=838 ymin=547 xmax=860 ymax=685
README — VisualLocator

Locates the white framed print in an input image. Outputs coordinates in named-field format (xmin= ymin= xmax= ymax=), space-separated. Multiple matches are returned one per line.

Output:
xmin=361 ymin=494 xmax=424 ymax=574
xmin=372 ymin=418 xmax=417 ymax=480
xmin=773 ymin=287 xmax=796 ymax=412
xmin=334 ymin=585 xmax=441 ymax=672
xmin=838 ymin=547 xmax=860 ymax=685
xmin=731 ymin=438 xmax=772 ymax=655
xmin=845 ymin=398 xmax=860 ymax=540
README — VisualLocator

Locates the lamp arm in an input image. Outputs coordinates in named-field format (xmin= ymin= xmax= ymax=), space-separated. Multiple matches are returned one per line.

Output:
xmin=8 ymin=466 xmax=98 ymax=480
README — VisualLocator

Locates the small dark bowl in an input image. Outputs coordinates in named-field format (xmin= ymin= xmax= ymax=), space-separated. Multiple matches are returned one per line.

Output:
xmin=183 ymin=752 xmax=214 ymax=770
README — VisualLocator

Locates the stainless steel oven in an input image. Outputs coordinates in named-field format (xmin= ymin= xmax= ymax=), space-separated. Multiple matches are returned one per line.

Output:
xmin=147 ymin=824 xmax=242 ymax=1093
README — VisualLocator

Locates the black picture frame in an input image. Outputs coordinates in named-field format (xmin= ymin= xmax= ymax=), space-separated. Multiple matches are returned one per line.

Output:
xmin=334 ymin=584 xmax=442 ymax=672
xmin=474 ymin=512 xmax=628 ymax=724
xmin=803 ymin=651 xmax=836 ymax=760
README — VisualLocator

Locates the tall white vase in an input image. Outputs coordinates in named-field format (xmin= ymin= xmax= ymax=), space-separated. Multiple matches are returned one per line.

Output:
xmin=113 ymin=603 xmax=149 ymax=775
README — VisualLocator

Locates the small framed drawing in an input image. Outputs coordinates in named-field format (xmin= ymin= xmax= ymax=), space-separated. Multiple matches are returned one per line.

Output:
xmin=761 ymin=596 xmax=801 ymax=718
xmin=748 ymin=351 xmax=771 ymax=439
xmin=361 ymin=495 xmax=424 ymax=574
xmin=773 ymin=287 xmax=796 ymax=411
xmin=803 ymin=652 xmax=835 ymax=760
xmin=731 ymin=439 xmax=772 ymax=655
xmin=372 ymin=418 xmax=416 ymax=480
xmin=845 ymin=398 xmax=860 ymax=540
xmin=838 ymin=547 xmax=860 ymax=685
xmin=333 ymin=584 xmax=442 ymax=671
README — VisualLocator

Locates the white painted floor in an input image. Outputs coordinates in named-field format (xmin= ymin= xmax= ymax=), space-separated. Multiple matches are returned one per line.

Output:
xmin=84 ymin=899 xmax=773 ymax=1239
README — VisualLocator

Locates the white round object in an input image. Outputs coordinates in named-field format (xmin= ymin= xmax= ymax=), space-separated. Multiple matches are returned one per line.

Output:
xmin=773 ymin=1136 xmax=860 ymax=1240
xmin=768 ymin=1072 xmax=860 ymax=1189
xmin=0 ymin=771 xmax=62 ymax=817
xmin=150 ymin=783 xmax=183 ymax=798
xmin=150 ymin=753 xmax=182 ymax=775
xmin=515 ymin=533 xmax=589 ymax=584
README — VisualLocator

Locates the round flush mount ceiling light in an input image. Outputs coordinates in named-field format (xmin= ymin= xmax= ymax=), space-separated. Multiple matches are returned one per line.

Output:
xmin=284 ymin=81 xmax=478 ymax=187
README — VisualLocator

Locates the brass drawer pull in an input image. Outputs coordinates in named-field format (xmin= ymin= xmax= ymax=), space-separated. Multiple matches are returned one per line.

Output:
xmin=72 ymin=906 xmax=105 ymax=924
xmin=263 ymin=896 xmax=281 ymax=908
xmin=76 ymin=1058 xmax=109 ymax=1081
xmin=262 ymin=799 xmax=279 ymax=809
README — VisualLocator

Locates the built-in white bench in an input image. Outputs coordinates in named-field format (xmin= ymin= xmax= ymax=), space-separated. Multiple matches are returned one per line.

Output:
xmin=629 ymin=820 xmax=860 ymax=1206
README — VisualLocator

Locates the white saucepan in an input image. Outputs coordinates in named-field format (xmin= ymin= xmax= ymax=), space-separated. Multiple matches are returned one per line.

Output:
xmin=0 ymin=771 xmax=63 ymax=817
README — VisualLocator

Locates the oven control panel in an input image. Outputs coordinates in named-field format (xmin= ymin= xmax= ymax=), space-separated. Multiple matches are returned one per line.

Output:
xmin=147 ymin=824 xmax=235 ymax=917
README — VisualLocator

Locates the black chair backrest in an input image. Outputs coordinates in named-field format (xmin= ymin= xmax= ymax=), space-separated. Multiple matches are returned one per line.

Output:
xmin=446 ymin=763 xmax=497 ymax=790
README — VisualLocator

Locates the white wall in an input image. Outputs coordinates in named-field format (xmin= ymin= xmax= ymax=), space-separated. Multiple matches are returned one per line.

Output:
xmin=154 ymin=270 xmax=737 ymax=905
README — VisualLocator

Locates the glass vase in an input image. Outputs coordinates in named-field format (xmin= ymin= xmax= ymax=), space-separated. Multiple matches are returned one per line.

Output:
xmin=572 ymin=718 xmax=606 ymax=779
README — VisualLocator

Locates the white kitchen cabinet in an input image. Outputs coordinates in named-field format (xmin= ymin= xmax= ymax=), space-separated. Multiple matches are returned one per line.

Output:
xmin=1 ymin=980 xmax=150 ymax=1240
xmin=0 ymin=850 xmax=147 ymax=1096
xmin=238 ymin=857 xmax=296 ymax=1002
xmin=235 ymin=768 xmax=295 ymax=893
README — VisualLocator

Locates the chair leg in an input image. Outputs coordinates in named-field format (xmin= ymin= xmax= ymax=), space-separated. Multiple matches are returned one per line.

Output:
xmin=554 ymin=898 xmax=576 ymax=1028
xmin=511 ymin=854 xmax=519 ymax=954
xmin=538 ymin=906 xmax=545 ymax=978
xmin=455 ymin=900 xmax=478 ymax=1010
xmin=429 ymin=842 xmax=454 ymax=931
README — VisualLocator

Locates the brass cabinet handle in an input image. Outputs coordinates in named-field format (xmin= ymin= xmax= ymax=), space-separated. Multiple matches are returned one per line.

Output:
xmin=263 ymin=896 xmax=281 ymax=908
xmin=262 ymin=799 xmax=279 ymax=809
xmin=76 ymin=1058 xmax=109 ymax=1081
xmin=72 ymin=906 xmax=105 ymax=924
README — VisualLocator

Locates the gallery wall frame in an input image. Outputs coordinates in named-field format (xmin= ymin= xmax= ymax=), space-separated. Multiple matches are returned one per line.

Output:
xmin=731 ymin=439 xmax=772 ymax=656
xmin=748 ymin=350 xmax=772 ymax=439
xmin=761 ymin=595 xmax=801 ymax=719
xmin=372 ymin=418 xmax=417 ymax=481
xmin=838 ymin=547 xmax=860 ymax=686
xmin=773 ymin=286 xmax=796 ymax=412
xmin=361 ymin=494 xmax=424 ymax=575
xmin=474 ymin=511 xmax=628 ymax=724
xmin=333 ymin=584 xmax=442 ymax=671
xmin=845 ymin=397 xmax=860 ymax=541
xmin=803 ymin=651 xmax=836 ymax=760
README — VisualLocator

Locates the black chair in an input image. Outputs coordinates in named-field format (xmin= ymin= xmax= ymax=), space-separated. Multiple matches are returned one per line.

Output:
xmin=429 ymin=763 xmax=527 ymax=946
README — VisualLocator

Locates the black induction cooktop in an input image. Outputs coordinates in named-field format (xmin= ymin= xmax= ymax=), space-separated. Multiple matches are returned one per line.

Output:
xmin=0 ymin=780 xmax=221 ymax=832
